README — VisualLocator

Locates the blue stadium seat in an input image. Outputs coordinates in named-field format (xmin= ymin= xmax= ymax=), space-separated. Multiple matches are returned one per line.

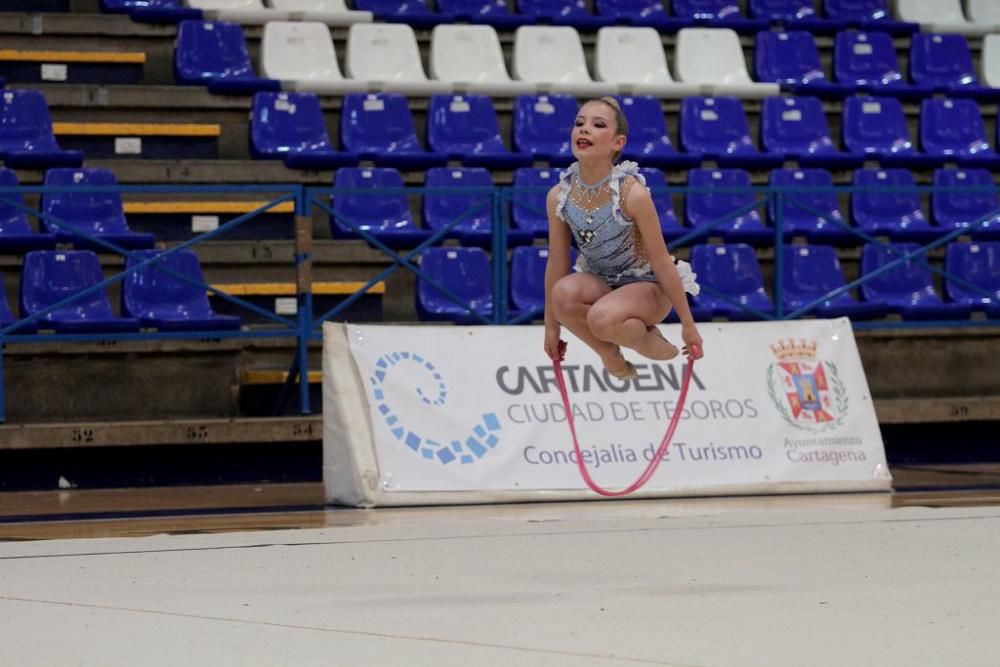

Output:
xmin=617 ymin=95 xmax=700 ymax=168
xmin=0 ymin=278 xmax=15 ymax=330
xmin=416 ymin=246 xmax=493 ymax=323
xmin=510 ymin=167 xmax=561 ymax=236
xmin=250 ymin=92 xmax=357 ymax=170
xmin=0 ymin=90 xmax=83 ymax=169
xmin=920 ymin=98 xmax=1000 ymax=168
xmin=860 ymin=243 xmax=972 ymax=319
xmin=749 ymin=0 xmax=845 ymax=30
xmin=595 ymin=0 xmax=692 ymax=31
xmin=933 ymin=169 xmax=1000 ymax=241
xmin=427 ymin=95 xmax=532 ymax=169
xmin=686 ymin=169 xmax=772 ymax=246
xmin=761 ymin=96 xmax=863 ymax=168
xmin=823 ymin=0 xmax=917 ymax=34
xmin=842 ymin=96 xmax=941 ymax=168
xmin=512 ymin=94 xmax=577 ymax=166
xmin=0 ymin=168 xmax=56 ymax=253
xmin=754 ymin=31 xmax=853 ymax=97
xmin=354 ymin=0 xmax=445 ymax=28
xmin=671 ymin=0 xmax=769 ymax=32
xmin=437 ymin=0 xmax=531 ymax=29
xmin=689 ymin=244 xmax=774 ymax=319
xmin=781 ymin=244 xmax=888 ymax=319
xmin=769 ymin=168 xmax=856 ymax=245
xmin=341 ymin=93 xmax=447 ymax=169
xmin=910 ymin=33 xmax=996 ymax=99
xmin=510 ymin=244 xmax=549 ymax=315
xmin=20 ymin=250 xmax=140 ymax=333
xmin=833 ymin=31 xmax=929 ymax=98
xmin=423 ymin=167 xmax=533 ymax=246
xmin=680 ymin=96 xmax=781 ymax=168
xmin=122 ymin=249 xmax=241 ymax=331
xmin=852 ymin=168 xmax=938 ymax=243
xmin=41 ymin=168 xmax=155 ymax=250
xmin=174 ymin=20 xmax=279 ymax=95
xmin=640 ymin=168 xmax=687 ymax=242
xmin=945 ymin=242 xmax=1000 ymax=317
xmin=517 ymin=0 xmax=612 ymax=30
xmin=101 ymin=0 xmax=201 ymax=23
xmin=330 ymin=167 xmax=432 ymax=249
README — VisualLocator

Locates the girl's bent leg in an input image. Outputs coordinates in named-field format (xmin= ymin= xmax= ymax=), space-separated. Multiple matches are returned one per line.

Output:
xmin=550 ymin=273 xmax=634 ymax=376
xmin=586 ymin=282 xmax=679 ymax=360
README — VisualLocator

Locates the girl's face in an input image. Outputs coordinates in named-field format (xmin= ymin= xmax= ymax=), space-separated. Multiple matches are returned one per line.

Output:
xmin=571 ymin=101 xmax=625 ymax=162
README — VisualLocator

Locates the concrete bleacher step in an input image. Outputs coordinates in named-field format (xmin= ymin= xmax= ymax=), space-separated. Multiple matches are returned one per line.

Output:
xmin=51 ymin=121 xmax=221 ymax=159
xmin=240 ymin=368 xmax=322 ymax=417
xmin=123 ymin=199 xmax=295 ymax=240
xmin=0 ymin=48 xmax=145 ymax=84
xmin=208 ymin=280 xmax=386 ymax=323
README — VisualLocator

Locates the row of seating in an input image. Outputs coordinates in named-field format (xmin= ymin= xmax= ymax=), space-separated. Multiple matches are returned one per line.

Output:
xmin=0 ymin=249 xmax=240 ymax=333
xmin=417 ymin=242 xmax=1000 ymax=323
xmin=2 ymin=165 xmax=998 ymax=253
xmin=108 ymin=0 xmax=936 ymax=33
xmin=250 ymin=91 xmax=1000 ymax=171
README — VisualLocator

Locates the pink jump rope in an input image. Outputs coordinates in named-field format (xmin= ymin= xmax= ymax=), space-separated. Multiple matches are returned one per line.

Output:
xmin=551 ymin=339 xmax=702 ymax=497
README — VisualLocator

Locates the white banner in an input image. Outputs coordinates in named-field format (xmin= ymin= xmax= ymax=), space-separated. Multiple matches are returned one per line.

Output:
xmin=322 ymin=319 xmax=891 ymax=506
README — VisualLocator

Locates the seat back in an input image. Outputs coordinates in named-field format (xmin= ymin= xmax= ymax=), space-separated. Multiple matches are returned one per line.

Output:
xmin=438 ymin=0 xmax=510 ymax=17
xmin=932 ymin=168 xmax=1000 ymax=231
xmin=680 ymin=96 xmax=757 ymax=155
xmin=833 ymin=31 xmax=903 ymax=87
xmin=769 ymin=168 xmax=844 ymax=231
xmin=430 ymin=24 xmax=512 ymax=84
xmin=350 ymin=0 xmax=434 ymax=13
xmin=510 ymin=245 xmax=549 ymax=312
xmin=968 ymin=0 xmax=1000 ymax=24
xmin=639 ymin=168 xmax=681 ymax=231
xmin=341 ymin=93 xmax=423 ymax=154
xmin=823 ymin=0 xmax=889 ymax=21
xmin=41 ymin=168 xmax=130 ymax=236
xmin=754 ymin=31 xmax=826 ymax=85
xmin=0 ymin=90 xmax=60 ymax=153
xmin=852 ymin=168 xmax=926 ymax=229
xmin=690 ymin=244 xmax=769 ymax=302
xmin=123 ymin=249 xmax=215 ymax=318
xmin=0 ymin=276 xmax=13 ymax=327
xmin=595 ymin=0 xmax=668 ymax=19
xmin=910 ymin=33 xmax=978 ymax=89
xmin=511 ymin=167 xmax=561 ymax=232
xmin=782 ymin=245 xmax=850 ymax=301
xmin=672 ymin=0 xmax=742 ymax=18
xmin=617 ymin=95 xmax=677 ymax=158
xmin=920 ymin=98 xmax=992 ymax=157
xmin=188 ymin=0 xmax=266 ymax=9
xmin=945 ymin=242 xmax=1000 ymax=304
xmin=175 ymin=20 xmax=255 ymax=84
xmin=842 ymin=96 xmax=913 ymax=156
xmin=982 ymin=35 xmax=1000 ymax=88
xmin=331 ymin=167 xmax=414 ymax=232
xmin=518 ymin=0 xmax=589 ymax=18
xmin=675 ymin=28 xmax=753 ymax=85
xmin=346 ymin=23 xmax=429 ymax=83
xmin=417 ymin=247 xmax=493 ymax=318
xmin=749 ymin=0 xmax=816 ymax=19
xmin=269 ymin=0 xmax=352 ymax=9
xmin=422 ymin=167 xmax=493 ymax=233
xmin=896 ymin=0 xmax=968 ymax=25
xmin=513 ymin=26 xmax=593 ymax=85
xmin=260 ymin=21 xmax=344 ymax=83
xmin=20 ymin=250 xmax=116 ymax=321
xmin=595 ymin=27 xmax=673 ymax=85
xmin=860 ymin=242 xmax=938 ymax=302
xmin=761 ymin=96 xmax=838 ymax=155
xmin=686 ymin=168 xmax=762 ymax=230
xmin=427 ymin=94 xmax=506 ymax=155
xmin=512 ymin=94 xmax=576 ymax=157
xmin=0 ymin=167 xmax=32 ymax=235
xmin=250 ymin=92 xmax=333 ymax=158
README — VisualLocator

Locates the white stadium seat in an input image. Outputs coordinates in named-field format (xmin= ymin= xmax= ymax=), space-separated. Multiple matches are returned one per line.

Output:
xmin=674 ymin=28 xmax=779 ymax=99
xmin=267 ymin=0 xmax=373 ymax=26
xmin=594 ymin=26 xmax=699 ymax=98
xmin=185 ymin=0 xmax=290 ymax=24
xmin=345 ymin=23 xmax=453 ymax=95
xmin=967 ymin=0 xmax=1000 ymax=29
xmin=894 ymin=0 xmax=991 ymax=35
xmin=512 ymin=26 xmax=616 ymax=96
xmin=981 ymin=34 xmax=1000 ymax=88
xmin=430 ymin=24 xmax=537 ymax=96
xmin=260 ymin=21 xmax=366 ymax=93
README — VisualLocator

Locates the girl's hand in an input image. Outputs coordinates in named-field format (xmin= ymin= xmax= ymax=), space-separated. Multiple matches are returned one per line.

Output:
xmin=681 ymin=323 xmax=704 ymax=360
xmin=545 ymin=327 xmax=566 ymax=362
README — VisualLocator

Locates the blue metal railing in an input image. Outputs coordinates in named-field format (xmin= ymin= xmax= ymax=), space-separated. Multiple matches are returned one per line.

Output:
xmin=1 ymin=180 xmax=999 ymax=421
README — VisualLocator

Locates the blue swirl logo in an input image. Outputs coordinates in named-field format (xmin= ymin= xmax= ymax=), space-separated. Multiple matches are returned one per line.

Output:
xmin=369 ymin=351 xmax=502 ymax=465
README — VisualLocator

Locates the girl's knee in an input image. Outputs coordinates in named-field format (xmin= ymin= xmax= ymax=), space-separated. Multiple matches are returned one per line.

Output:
xmin=586 ymin=304 xmax=617 ymax=340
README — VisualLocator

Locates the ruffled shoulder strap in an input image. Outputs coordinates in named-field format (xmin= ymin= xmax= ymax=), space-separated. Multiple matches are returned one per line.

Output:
xmin=554 ymin=162 xmax=578 ymax=222
xmin=610 ymin=160 xmax=645 ymax=227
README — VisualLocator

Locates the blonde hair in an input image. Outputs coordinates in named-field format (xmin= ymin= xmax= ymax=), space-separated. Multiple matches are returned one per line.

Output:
xmin=583 ymin=96 xmax=629 ymax=162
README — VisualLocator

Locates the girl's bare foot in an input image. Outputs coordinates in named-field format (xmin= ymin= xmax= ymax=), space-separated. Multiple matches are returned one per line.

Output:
xmin=603 ymin=348 xmax=638 ymax=380
xmin=634 ymin=326 xmax=680 ymax=361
